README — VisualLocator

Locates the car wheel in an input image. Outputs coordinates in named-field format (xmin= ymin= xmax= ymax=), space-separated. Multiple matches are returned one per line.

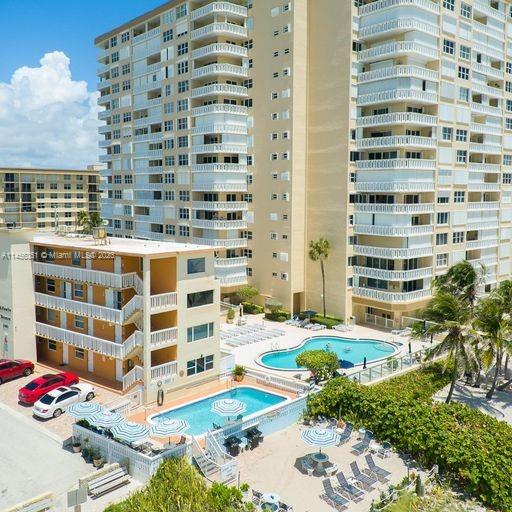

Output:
xmin=53 ymin=408 xmax=63 ymax=418
xmin=85 ymin=392 xmax=95 ymax=402
xmin=23 ymin=368 xmax=33 ymax=377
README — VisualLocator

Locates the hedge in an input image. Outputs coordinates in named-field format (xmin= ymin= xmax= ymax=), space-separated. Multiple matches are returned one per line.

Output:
xmin=241 ymin=302 xmax=264 ymax=315
xmin=265 ymin=309 xmax=290 ymax=322
xmin=310 ymin=315 xmax=343 ymax=329
xmin=307 ymin=364 xmax=512 ymax=511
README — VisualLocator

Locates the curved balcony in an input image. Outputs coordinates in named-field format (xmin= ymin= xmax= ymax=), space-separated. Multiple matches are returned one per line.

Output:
xmin=192 ymin=182 xmax=248 ymax=192
xmin=355 ymin=158 xmax=436 ymax=171
xmin=193 ymin=201 xmax=248 ymax=211
xmin=353 ymin=203 xmax=434 ymax=214
xmin=191 ymin=2 xmax=248 ymax=21
xmin=358 ymin=17 xmax=439 ymax=40
xmin=192 ymin=142 xmax=247 ymax=154
xmin=354 ymin=224 xmax=433 ymax=236
xmin=357 ymin=112 xmax=436 ymax=128
xmin=358 ymin=0 xmax=439 ymax=16
xmin=192 ymin=123 xmax=247 ymax=136
xmin=191 ymin=22 xmax=247 ymax=41
xmin=192 ymin=237 xmax=248 ymax=249
xmin=192 ymin=219 xmax=248 ymax=230
xmin=353 ymin=287 xmax=431 ymax=303
xmin=192 ymin=63 xmax=248 ymax=80
xmin=356 ymin=135 xmax=435 ymax=150
xmin=353 ymin=266 xmax=433 ymax=281
xmin=192 ymin=163 xmax=247 ymax=173
xmin=358 ymin=41 xmax=438 ymax=64
xmin=192 ymin=42 xmax=247 ymax=60
xmin=357 ymin=89 xmax=437 ymax=106
xmin=358 ymin=65 xmax=438 ymax=84
xmin=355 ymin=181 xmax=436 ymax=192
xmin=192 ymin=104 xmax=247 ymax=117
xmin=192 ymin=83 xmax=247 ymax=99
xmin=353 ymin=245 xmax=433 ymax=259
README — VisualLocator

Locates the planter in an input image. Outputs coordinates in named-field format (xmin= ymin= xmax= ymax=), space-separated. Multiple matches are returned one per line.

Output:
xmin=93 ymin=457 xmax=104 ymax=468
xmin=234 ymin=374 xmax=244 ymax=382
xmin=72 ymin=443 xmax=82 ymax=453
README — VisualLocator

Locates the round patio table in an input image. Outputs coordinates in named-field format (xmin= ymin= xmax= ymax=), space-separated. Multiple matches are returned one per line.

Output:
xmin=260 ymin=493 xmax=280 ymax=511
xmin=310 ymin=452 xmax=329 ymax=473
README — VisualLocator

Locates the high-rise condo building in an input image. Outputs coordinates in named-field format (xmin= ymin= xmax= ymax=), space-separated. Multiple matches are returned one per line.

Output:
xmin=0 ymin=166 xmax=100 ymax=231
xmin=96 ymin=0 xmax=512 ymax=328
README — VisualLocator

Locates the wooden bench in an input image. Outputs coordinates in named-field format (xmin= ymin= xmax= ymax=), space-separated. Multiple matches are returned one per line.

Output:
xmin=87 ymin=467 xmax=130 ymax=498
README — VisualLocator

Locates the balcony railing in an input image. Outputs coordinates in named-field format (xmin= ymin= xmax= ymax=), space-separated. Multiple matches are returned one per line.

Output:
xmin=122 ymin=365 xmax=144 ymax=390
xmin=358 ymin=17 xmax=439 ymax=40
xmin=150 ymin=327 xmax=178 ymax=349
xmin=358 ymin=65 xmax=438 ymax=84
xmin=358 ymin=41 xmax=438 ymax=63
xmin=356 ymin=135 xmax=435 ymax=150
xmin=192 ymin=83 xmax=248 ymax=99
xmin=192 ymin=63 xmax=248 ymax=79
xmin=353 ymin=287 xmax=431 ymax=303
xmin=357 ymin=89 xmax=437 ymax=106
xmin=353 ymin=203 xmax=434 ymax=214
xmin=191 ymin=123 xmax=248 ymax=136
xmin=150 ymin=361 xmax=178 ymax=381
xmin=191 ymin=163 xmax=247 ymax=173
xmin=216 ymin=274 xmax=248 ymax=286
xmin=470 ymin=123 xmax=502 ymax=135
xmin=191 ymin=1 xmax=248 ymax=21
xmin=192 ymin=182 xmax=247 ymax=192
xmin=466 ymin=239 xmax=499 ymax=249
xmin=358 ymin=0 xmax=439 ymax=16
xmin=355 ymin=158 xmax=436 ymax=170
xmin=191 ymin=42 xmax=247 ymax=60
xmin=472 ymin=62 xmax=503 ymax=79
xmin=353 ymin=266 xmax=433 ymax=281
xmin=355 ymin=181 xmax=435 ymax=192
xmin=132 ymin=27 xmax=161 ymax=44
xmin=193 ymin=201 xmax=247 ymax=211
xmin=467 ymin=182 xmax=500 ymax=192
xmin=191 ymin=22 xmax=247 ymax=41
xmin=150 ymin=292 xmax=178 ymax=312
xmin=133 ymin=80 xmax=162 ymax=94
xmin=192 ymin=237 xmax=248 ymax=249
xmin=467 ymin=162 xmax=501 ymax=173
xmin=357 ymin=112 xmax=436 ymax=128
xmin=354 ymin=224 xmax=433 ymax=236
xmin=469 ymin=142 xmax=501 ymax=154
xmin=467 ymin=201 xmax=500 ymax=210
xmin=192 ymin=104 xmax=247 ymax=116
xmin=192 ymin=219 xmax=247 ymax=230
xmin=214 ymin=256 xmax=248 ymax=268
xmin=192 ymin=143 xmax=247 ymax=154
xmin=353 ymin=245 xmax=433 ymax=259
xmin=471 ymin=102 xmax=502 ymax=116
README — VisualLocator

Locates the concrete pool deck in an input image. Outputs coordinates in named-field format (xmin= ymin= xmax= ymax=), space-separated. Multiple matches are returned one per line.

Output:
xmin=224 ymin=315 xmax=431 ymax=379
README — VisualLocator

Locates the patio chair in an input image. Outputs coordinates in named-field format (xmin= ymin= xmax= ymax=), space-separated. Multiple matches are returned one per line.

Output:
xmin=351 ymin=431 xmax=372 ymax=455
xmin=377 ymin=441 xmax=392 ymax=459
xmin=334 ymin=471 xmax=364 ymax=502
xmin=251 ymin=490 xmax=263 ymax=505
xmin=337 ymin=423 xmax=353 ymax=445
xmin=365 ymin=454 xmax=391 ymax=482
xmin=325 ymin=463 xmax=339 ymax=477
xmin=301 ymin=457 xmax=314 ymax=476
xmin=350 ymin=461 xmax=377 ymax=490
xmin=278 ymin=502 xmax=293 ymax=511
xmin=321 ymin=479 xmax=349 ymax=511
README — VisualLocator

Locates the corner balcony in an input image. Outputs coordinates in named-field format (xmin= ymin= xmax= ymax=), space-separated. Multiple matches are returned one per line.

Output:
xmin=192 ymin=182 xmax=247 ymax=192
xmin=132 ymin=27 xmax=161 ymax=45
xmin=192 ymin=123 xmax=247 ymax=136
xmin=214 ymin=256 xmax=248 ymax=268
xmin=358 ymin=65 xmax=438 ymax=84
xmin=191 ymin=43 xmax=247 ymax=60
xmin=98 ymin=125 xmax=111 ymax=134
xmin=192 ymin=104 xmax=247 ymax=117
xmin=358 ymin=0 xmax=439 ymax=16
xmin=192 ymin=83 xmax=248 ymax=99
xmin=357 ymin=41 xmax=438 ymax=64
xmin=150 ymin=327 xmax=178 ymax=349
xmin=192 ymin=237 xmax=248 ymax=249
xmin=353 ymin=266 xmax=433 ymax=281
xmin=355 ymin=181 xmax=436 ymax=192
xmin=355 ymin=158 xmax=436 ymax=171
xmin=191 ymin=22 xmax=247 ymax=42
xmin=353 ymin=245 xmax=433 ymax=259
xmin=98 ymin=109 xmax=111 ymax=120
xmin=192 ymin=142 xmax=247 ymax=154
xmin=353 ymin=203 xmax=434 ymax=214
xmin=192 ymin=63 xmax=248 ymax=80
xmin=356 ymin=135 xmax=435 ymax=150
xmin=352 ymin=287 xmax=431 ymax=303
xmin=191 ymin=1 xmax=248 ymax=21
xmin=357 ymin=89 xmax=438 ymax=106
xmin=191 ymin=219 xmax=247 ymax=230
xmin=192 ymin=201 xmax=248 ymax=211
xmin=150 ymin=361 xmax=178 ymax=382
xmin=192 ymin=163 xmax=247 ymax=173
xmin=469 ymin=142 xmax=501 ymax=155
xmin=357 ymin=112 xmax=436 ymax=128
xmin=354 ymin=224 xmax=433 ymax=236
xmin=358 ymin=18 xmax=439 ymax=41
xmin=216 ymin=274 xmax=248 ymax=286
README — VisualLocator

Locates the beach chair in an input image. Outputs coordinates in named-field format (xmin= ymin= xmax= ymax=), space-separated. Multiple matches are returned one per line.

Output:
xmin=251 ymin=490 xmax=263 ymax=505
xmin=350 ymin=461 xmax=377 ymax=490
xmin=377 ymin=441 xmax=392 ymax=459
xmin=365 ymin=454 xmax=391 ymax=482
xmin=337 ymin=423 xmax=353 ymax=445
xmin=278 ymin=501 xmax=293 ymax=511
xmin=334 ymin=471 xmax=364 ymax=502
xmin=351 ymin=431 xmax=372 ymax=455
xmin=320 ymin=479 xmax=349 ymax=511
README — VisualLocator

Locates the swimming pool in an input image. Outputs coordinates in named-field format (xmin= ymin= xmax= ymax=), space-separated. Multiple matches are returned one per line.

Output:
xmin=258 ymin=336 xmax=397 ymax=371
xmin=148 ymin=386 xmax=288 ymax=436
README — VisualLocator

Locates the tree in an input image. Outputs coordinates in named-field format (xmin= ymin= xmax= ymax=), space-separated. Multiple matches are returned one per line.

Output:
xmin=76 ymin=210 xmax=103 ymax=234
xmin=309 ymin=238 xmax=331 ymax=318
xmin=421 ymin=291 xmax=476 ymax=403
xmin=296 ymin=350 xmax=339 ymax=381
xmin=236 ymin=285 xmax=259 ymax=303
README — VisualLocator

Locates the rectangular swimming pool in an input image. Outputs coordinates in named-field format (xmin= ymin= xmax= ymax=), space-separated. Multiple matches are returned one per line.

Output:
xmin=149 ymin=386 xmax=288 ymax=436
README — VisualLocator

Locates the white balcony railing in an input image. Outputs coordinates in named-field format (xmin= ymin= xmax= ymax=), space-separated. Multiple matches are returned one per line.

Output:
xmin=472 ymin=62 xmax=503 ymax=79
xmin=353 ymin=245 xmax=433 ymax=259
xmin=191 ymin=163 xmax=247 ymax=173
xmin=216 ymin=274 xmax=248 ymax=286
xmin=353 ymin=203 xmax=434 ymax=214
xmin=467 ymin=201 xmax=500 ymax=210
xmin=215 ymin=257 xmax=248 ymax=269
xmin=193 ymin=201 xmax=248 ymax=211
xmin=353 ymin=287 xmax=431 ymax=303
xmin=358 ymin=17 xmax=439 ymax=40
xmin=191 ymin=42 xmax=247 ymax=60
xmin=354 ymin=224 xmax=433 ymax=236
xmin=358 ymin=65 xmax=438 ymax=84
xmin=356 ymin=135 xmax=435 ymax=150
xmin=358 ymin=41 xmax=438 ymax=63
xmin=467 ymin=162 xmax=501 ymax=173
xmin=122 ymin=365 xmax=144 ymax=390
xmin=353 ymin=266 xmax=433 ymax=281
xmin=192 ymin=237 xmax=248 ymax=249
xmin=191 ymin=123 xmax=248 ymax=136
xmin=466 ymin=239 xmax=499 ymax=249
xmin=358 ymin=0 xmax=439 ymax=16
xmin=467 ymin=182 xmax=500 ymax=192
xmin=355 ymin=158 xmax=436 ymax=170
xmin=357 ymin=89 xmax=437 ymax=106
xmin=355 ymin=181 xmax=435 ymax=192
xmin=132 ymin=27 xmax=161 ymax=44
xmin=150 ymin=292 xmax=178 ymax=312
xmin=357 ymin=112 xmax=436 ymax=128
xmin=191 ymin=83 xmax=248 ymax=98
xmin=191 ymin=22 xmax=247 ymax=41
xmin=192 ymin=63 xmax=248 ymax=79
xmin=470 ymin=123 xmax=502 ymax=135
xmin=471 ymin=102 xmax=502 ymax=116
xmin=192 ymin=182 xmax=248 ymax=192
xmin=133 ymin=80 xmax=162 ymax=94
xmin=192 ymin=219 xmax=248 ymax=230
xmin=150 ymin=327 xmax=178 ymax=348
xmin=469 ymin=142 xmax=501 ymax=154
xmin=191 ymin=1 xmax=248 ymax=21
xmin=150 ymin=361 xmax=178 ymax=381
xmin=192 ymin=104 xmax=247 ymax=116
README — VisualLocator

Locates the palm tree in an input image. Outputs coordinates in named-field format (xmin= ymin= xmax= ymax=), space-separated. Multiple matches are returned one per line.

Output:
xmin=76 ymin=211 xmax=103 ymax=234
xmin=308 ymin=238 xmax=330 ymax=318
xmin=422 ymin=290 xmax=476 ymax=403
xmin=491 ymin=281 xmax=512 ymax=387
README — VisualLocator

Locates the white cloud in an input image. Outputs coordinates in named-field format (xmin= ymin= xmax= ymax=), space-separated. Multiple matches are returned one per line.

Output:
xmin=0 ymin=51 xmax=100 ymax=168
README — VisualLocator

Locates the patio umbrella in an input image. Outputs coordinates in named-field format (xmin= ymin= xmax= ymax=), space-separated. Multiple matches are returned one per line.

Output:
xmin=301 ymin=427 xmax=339 ymax=454
xmin=111 ymin=421 xmax=150 ymax=443
xmin=211 ymin=398 xmax=247 ymax=419
xmin=66 ymin=402 xmax=104 ymax=420
xmin=89 ymin=410 xmax=125 ymax=428
xmin=301 ymin=310 xmax=317 ymax=318
xmin=151 ymin=419 xmax=190 ymax=444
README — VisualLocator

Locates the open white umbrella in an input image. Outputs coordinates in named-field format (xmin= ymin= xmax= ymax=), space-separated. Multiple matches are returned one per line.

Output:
xmin=66 ymin=402 xmax=103 ymax=420
xmin=211 ymin=399 xmax=247 ymax=418
xmin=89 ymin=410 xmax=124 ymax=428
xmin=111 ymin=421 xmax=150 ymax=443
xmin=301 ymin=427 xmax=339 ymax=453
xmin=151 ymin=418 xmax=190 ymax=444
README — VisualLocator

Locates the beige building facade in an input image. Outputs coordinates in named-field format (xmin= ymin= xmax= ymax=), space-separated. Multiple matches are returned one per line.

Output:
xmin=0 ymin=166 xmax=100 ymax=231
xmin=96 ymin=0 xmax=512 ymax=328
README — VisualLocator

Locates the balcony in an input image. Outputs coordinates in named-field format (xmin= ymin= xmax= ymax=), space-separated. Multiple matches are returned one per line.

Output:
xmin=466 ymin=220 xmax=500 ymax=230
xmin=471 ymin=102 xmax=502 ymax=116
xmin=98 ymin=140 xmax=111 ymax=149
xmin=214 ymin=256 xmax=248 ymax=268
xmin=353 ymin=287 xmax=431 ymax=303
xmin=357 ymin=112 xmax=436 ymax=128
xmin=353 ymin=266 xmax=433 ymax=281
xmin=150 ymin=327 xmax=178 ymax=349
xmin=472 ymin=62 xmax=504 ymax=79
xmin=133 ymin=80 xmax=162 ymax=94
xmin=467 ymin=202 xmax=500 ymax=210
xmin=150 ymin=292 xmax=178 ymax=313
xmin=358 ymin=18 xmax=439 ymax=40
xmin=353 ymin=203 xmax=434 ymax=214
xmin=133 ymin=97 xmax=162 ymax=111
xmin=354 ymin=224 xmax=433 ymax=236
xmin=191 ymin=163 xmax=247 ymax=173
xmin=357 ymin=89 xmax=437 ymax=106
xmin=353 ymin=245 xmax=433 ymax=259
xmin=192 ymin=201 xmax=247 ymax=211
xmin=191 ymin=43 xmax=247 ymax=60
xmin=474 ymin=0 xmax=505 ymax=21
xmin=358 ymin=0 xmax=439 ymax=16
xmin=134 ymin=114 xmax=162 ymax=127
xmin=192 ymin=104 xmax=247 ymax=116
xmin=150 ymin=361 xmax=178 ymax=381
xmin=192 ymin=142 xmax=247 ymax=154
xmin=133 ymin=62 xmax=162 ymax=78
xmin=192 ymin=219 xmax=247 ymax=230
xmin=355 ymin=158 xmax=436 ymax=170
xmin=472 ymin=82 xmax=502 ymax=99
xmin=358 ymin=65 xmax=438 ymax=84
xmin=467 ymin=162 xmax=501 ymax=173
xmin=134 ymin=149 xmax=164 ymax=158
xmin=192 ymin=237 xmax=248 ymax=249
xmin=466 ymin=239 xmax=499 ymax=249
xmin=191 ymin=22 xmax=247 ymax=41
xmin=355 ymin=181 xmax=436 ymax=192
xmin=358 ymin=41 xmax=438 ymax=64
xmin=98 ymin=110 xmax=111 ymax=120
xmin=192 ymin=182 xmax=247 ymax=192
xmin=192 ymin=83 xmax=247 ymax=99
xmin=191 ymin=2 xmax=248 ymax=21
xmin=192 ymin=123 xmax=247 ymax=136
xmin=470 ymin=123 xmax=502 ymax=135
xmin=134 ymin=132 xmax=164 ymax=143
xmin=467 ymin=183 xmax=500 ymax=192
xmin=216 ymin=274 xmax=248 ymax=286
xmin=98 ymin=125 xmax=111 ymax=134
xmin=356 ymin=135 xmax=435 ymax=150
xmin=192 ymin=63 xmax=248 ymax=80
xmin=132 ymin=27 xmax=161 ymax=44
xmin=469 ymin=142 xmax=501 ymax=154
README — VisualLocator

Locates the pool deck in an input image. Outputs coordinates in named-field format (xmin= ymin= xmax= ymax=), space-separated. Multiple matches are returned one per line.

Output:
xmin=224 ymin=315 xmax=430 ymax=379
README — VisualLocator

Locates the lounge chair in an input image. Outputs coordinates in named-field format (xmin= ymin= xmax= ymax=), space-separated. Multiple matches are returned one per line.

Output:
xmin=278 ymin=501 xmax=293 ymax=511
xmin=351 ymin=431 xmax=372 ymax=455
xmin=337 ymin=423 xmax=353 ymax=445
xmin=334 ymin=471 xmax=364 ymax=502
xmin=251 ymin=490 xmax=263 ymax=505
xmin=320 ymin=479 xmax=349 ymax=511
xmin=350 ymin=461 xmax=377 ymax=490
xmin=365 ymin=454 xmax=391 ymax=482
xmin=301 ymin=457 xmax=314 ymax=476
xmin=377 ymin=441 xmax=392 ymax=459
xmin=309 ymin=323 xmax=324 ymax=331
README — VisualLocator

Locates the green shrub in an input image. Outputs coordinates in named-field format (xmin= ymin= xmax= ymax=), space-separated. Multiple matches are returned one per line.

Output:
xmin=241 ymin=302 xmax=264 ymax=315
xmin=265 ymin=309 xmax=289 ymax=322
xmin=236 ymin=285 xmax=259 ymax=302
xmin=296 ymin=350 xmax=339 ymax=381
xmin=310 ymin=315 xmax=343 ymax=329
xmin=103 ymin=458 xmax=255 ymax=512
xmin=307 ymin=364 xmax=512 ymax=511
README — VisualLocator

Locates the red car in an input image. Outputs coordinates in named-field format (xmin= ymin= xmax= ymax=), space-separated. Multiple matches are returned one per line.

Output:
xmin=0 ymin=359 xmax=34 ymax=384
xmin=18 ymin=372 xmax=79 ymax=404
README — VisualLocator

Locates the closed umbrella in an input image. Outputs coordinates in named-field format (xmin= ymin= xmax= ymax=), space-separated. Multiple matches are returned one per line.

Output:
xmin=111 ymin=421 xmax=150 ymax=443
xmin=211 ymin=399 xmax=246 ymax=420
xmin=89 ymin=410 xmax=124 ymax=428
xmin=66 ymin=402 xmax=103 ymax=420
xmin=151 ymin=418 xmax=190 ymax=445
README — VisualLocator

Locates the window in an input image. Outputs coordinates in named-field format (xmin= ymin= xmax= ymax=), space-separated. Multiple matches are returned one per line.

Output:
xmin=504 ymin=173 xmax=512 ymax=184
xmin=456 ymin=150 xmax=467 ymax=163
xmin=121 ymin=31 xmax=130 ymax=43
xmin=187 ymin=257 xmax=205 ymax=274
xmin=453 ymin=231 xmax=465 ymax=244
xmin=177 ymin=42 xmax=188 ymax=56
xmin=454 ymin=191 xmax=466 ymax=203
xmin=179 ymin=225 xmax=189 ymax=237
xmin=443 ymin=0 xmax=455 ymax=11
xmin=459 ymin=87 xmax=469 ymax=102
xmin=459 ymin=45 xmax=470 ymax=60
xmin=74 ymin=348 xmax=85 ymax=360
xmin=504 ymin=155 xmax=512 ymax=166
xmin=74 ymin=315 xmax=85 ymax=329
xmin=436 ymin=253 xmax=448 ymax=267
xmin=187 ymin=322 xmax=214 ymax=342
xmin=443 ymin=39 xmax=455 ymax=55
xmin=507 ymin=62 xmax=512 ymax=75
xmin=437 ymin=212 xmax=449 ymax=225
xmin=458 ymin=66 xmax=469 ymax=80
xmin=48 ymin=340 xmax=57 ymax=352
xmin=177 ymin=61 xmax=188 ymax=75
xmin=456 ymin=129 xmax=467 ymax=142
xmin=73 ymin=284 xmax=84 ymax=298
xmin=460 ymin=2 xmax=472 ymax=18
xmin=47 ymin=279 xmax=56 ymax=293
xmin=441 ymin=127 xmax=452 ymax=141
xmin=436 ymin=233 xmax=448 ymax=245
xmin=186 ymin=355 xmax=214 ymax=376
xmin=187 ymin=290 xmax=214 ymax=308
xmin=163 ymin=29 xmax=173 ymax=42
xmin=178 ymin=80 xmax=189 ymax=93
xmin=177 ymin=99 xmax=188 ymax=112
xmin=176 ymin=3 xmax=187 ymax=18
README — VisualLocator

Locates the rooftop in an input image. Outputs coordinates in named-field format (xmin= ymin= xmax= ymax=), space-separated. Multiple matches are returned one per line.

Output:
xmin=0 ymin=166 xmax=99 ymax=174
xmin=31 ymin=233 xmax=213 ymax=257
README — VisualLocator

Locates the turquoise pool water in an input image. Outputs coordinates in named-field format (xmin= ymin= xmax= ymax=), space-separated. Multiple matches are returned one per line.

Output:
xmin=149 ymin=386 xmax=287 ymax=436
xmin=259 ymin=336 xmax=396 ymax=371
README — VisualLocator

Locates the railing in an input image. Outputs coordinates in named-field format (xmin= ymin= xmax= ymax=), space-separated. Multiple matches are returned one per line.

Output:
xmin=191 ymin=1 xmax=248 ymax=20
xmin=353 ymin=224 xmax=433 ymax=236
xmin=474 ymin=0 xmax=505 ymax=20
xmin=468 ymin=162 xmax=501 ymax=173
xmin=215 ymin=256 xmax=248 ymax=268
xmin=133 ymin=80 xmax=162 ymax=94
xmin=192 ymin=142 xmax=247 ymax=154
xmin=472 ymin=82 xmax=502 ymax=98
xmin=150 ymin=361 xmax=178 ymax=381
xmin=216 ymin=274 xmax=248 ymax=286
xmin=357 ymin=135 xmax=435 ymax=150
xmin=192 ymin=43 xmax=247 ymax=60
xmin=355 ymin=158 xmax=435 ymax=170
xmin=192 ymin=182 xmax=248 ymax=193
xmin=122 ymin=273 xmax=143 ymax=295
xmin=150 ymin=292 xmax=177 ymax=312
xmin=471 ymin=102 xmax=502 ymax=116
xmin=191 ymin=22 xmax=247 ymax=41
xmin=353 ymin=203 xmax=433 ymax=214
xmin=470 ymin=123 xmax=502 ymax=135
xmin=467 ymin=201 xmax=500 ymax=210
xmin=122 ymin=365 xmax=144 ymax=390
xmin=150 ymin=327 xmax=178 ymax=348
xmin=124 ymin=331 xmax=144 ymax=356
xmin=192 ymin=103 xmax=247 ymax=116
xmin=132 ymin=27 xmax=161 ymax=44
xmin=358 ymin=65 xmax=438 ymax=84
xmin=358 ymin=41 xmax=438 ymax=62
xmin=192 ymin=83 xmax=247 ymax=98
xmin=192 ymin=163 xmax=247 ymax=173
xmin=193 ymin=201 xmax=247 ymax=211
xmin=466 ymin=239 xmax=498 ymax=249
xmin=472 ymin=61 xmax=503 ymax=79
xmin=357 ymin=88 xmax=437 ymax=106
xmin=364 ymin=313 xmax=396 ymax=330
xmin=192 ymin=63 xmax=248 ymax=79
xmin=192 ymin=237 xmax=248 ymax=248
xmin=353 ymin=266 xmax=432 ymax=281
xmin=355 ymin=181 xmax=435 ymax=192
xmin=192 ymin=219 xmax=247 ymax=230
xmin=134 ymin=114 xmax=162 ymax=127
xmin=357 ymin=112 xmax=436 ymax=128
xmin=358 ymin=0 xmax=439 ymax=16
xmin=353 ymin=245 xmax=433 ymax=259
xmin=191 ymin=123 xmax=247 ymax=136
xmin=467 ymin=182 xmax=500 ymax=192
xmin=244 ymin=367 xmax=310 ymax=395
xmin=469 ymin=142 xmax=501 ymax=154
xmin=358 ymin=17 xmax=439 ymax=40
xmin=353 ymin=288 xmax=431 ymax=303
xmin=123 ymin=294 xmax=144 ymax=320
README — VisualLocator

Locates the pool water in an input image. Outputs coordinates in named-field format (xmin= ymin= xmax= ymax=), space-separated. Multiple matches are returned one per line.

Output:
xmin=259 ymin=336 xmax=396 ymax=371
xmin=150 ymin=386 xmax=287 ymax=436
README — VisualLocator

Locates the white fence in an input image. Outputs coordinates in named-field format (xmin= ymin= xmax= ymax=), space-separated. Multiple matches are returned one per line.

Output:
xmin=220 ymin=353 xmax=236 ymax=377
xmin=72 ymin=424 xmax=191 ymax=482
xmin=3 ymin=493 xmax=55 ymax=512
xmin=244 ymin=367 xmax=310 ymax=395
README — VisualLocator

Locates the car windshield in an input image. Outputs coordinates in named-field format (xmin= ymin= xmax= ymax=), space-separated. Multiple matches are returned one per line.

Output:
xmin=24 ymin=382 xmax=39 ymax=391
xmin=39 ymin=394 xmax=55 ymax=405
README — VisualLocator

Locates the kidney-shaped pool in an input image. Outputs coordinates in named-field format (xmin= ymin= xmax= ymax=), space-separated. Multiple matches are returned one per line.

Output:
xmin=258 ymin=336 xmax=397 ymax=371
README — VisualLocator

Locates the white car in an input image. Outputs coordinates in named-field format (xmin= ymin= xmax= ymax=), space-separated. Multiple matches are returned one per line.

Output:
xmin=32 ymin=383 xmax=95 ymax=419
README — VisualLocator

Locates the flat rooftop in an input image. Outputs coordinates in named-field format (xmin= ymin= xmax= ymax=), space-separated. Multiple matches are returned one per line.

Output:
xmin=0 ymin=166 xmax=98 ymax=174
xmin=31 ymin=234 xmax=213 ymax=257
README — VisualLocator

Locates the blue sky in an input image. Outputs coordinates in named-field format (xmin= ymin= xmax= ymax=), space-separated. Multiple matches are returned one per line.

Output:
xmin=0 ymin=0 xmax=167 ymax=88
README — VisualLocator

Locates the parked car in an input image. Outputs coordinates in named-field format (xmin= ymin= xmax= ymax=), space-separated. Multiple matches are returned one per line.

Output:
xmin=0 ymin=359 xmax=34 ymax=384
xmin=18 ymin=372 xmax=79 ymax=404
xmin=32 ymin=383 xmax=95 ymax=419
